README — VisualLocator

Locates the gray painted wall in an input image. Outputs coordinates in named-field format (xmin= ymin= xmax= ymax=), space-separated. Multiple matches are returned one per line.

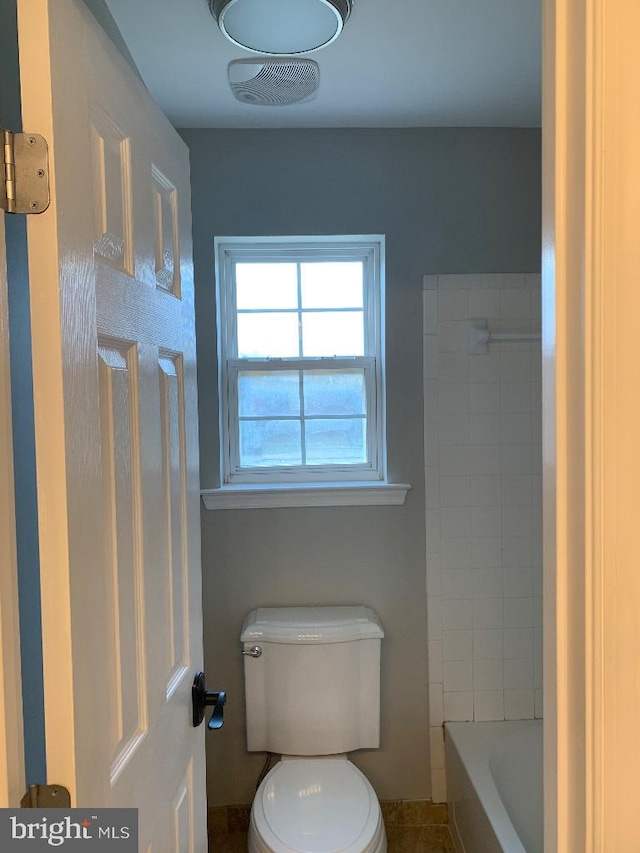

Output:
xmin=1 ymin=0 xmax=47 ymax=786
xmin=180 ymin=127 xmax=541 ymax=805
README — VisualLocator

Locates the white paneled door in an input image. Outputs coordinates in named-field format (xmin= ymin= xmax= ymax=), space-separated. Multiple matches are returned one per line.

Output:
xmin=17 ymin=0 xmax=207 ymax=849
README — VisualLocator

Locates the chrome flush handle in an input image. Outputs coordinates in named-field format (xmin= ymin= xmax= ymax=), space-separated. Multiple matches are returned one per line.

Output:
xmin=242 ymin=645 xmax=262 ymax=658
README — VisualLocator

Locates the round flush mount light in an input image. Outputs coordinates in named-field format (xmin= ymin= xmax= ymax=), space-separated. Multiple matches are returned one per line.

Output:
xmin=209 ymin=0 xmax=353 ymax=55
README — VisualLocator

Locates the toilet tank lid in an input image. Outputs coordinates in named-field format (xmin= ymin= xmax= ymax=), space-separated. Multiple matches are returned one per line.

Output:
xmin=241 ymin=606 xmax=384 ymax=644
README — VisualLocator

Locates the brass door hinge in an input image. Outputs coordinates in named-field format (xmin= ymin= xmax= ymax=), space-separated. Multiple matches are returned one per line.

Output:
xmin=1 ymin=131 xmax=50 ymax=214
xmin=20 ymin=784 xmax=71 ymax=808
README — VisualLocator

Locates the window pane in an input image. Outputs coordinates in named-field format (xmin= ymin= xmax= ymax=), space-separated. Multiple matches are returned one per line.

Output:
xmin=302 ymin=311 xmax=364 ymax=356
xmin=236 ymin=263 xmax=298 ymax=309
xmin=303 ymin=370 xmax=365 ymax=416
xmin=301 ymin=262 xmax=364 ymax=309
xmin=237 ymin=312 xmax=300 ymax=357
xmin=239 ymin=419 xmax=301 ymax=467
xmin=239 ymin=371 xmax=300 ymax=417
xmin=305 ymin=418 xmax=367 ymax=465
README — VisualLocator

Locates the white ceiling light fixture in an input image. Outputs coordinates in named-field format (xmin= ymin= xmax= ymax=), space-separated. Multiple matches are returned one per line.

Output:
xmin=209 ymin=0 xmax=353 ymax=55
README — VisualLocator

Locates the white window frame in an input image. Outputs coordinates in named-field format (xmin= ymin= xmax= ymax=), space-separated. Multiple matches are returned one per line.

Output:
xmin=215 ymin=235 xmax=386 ymax=486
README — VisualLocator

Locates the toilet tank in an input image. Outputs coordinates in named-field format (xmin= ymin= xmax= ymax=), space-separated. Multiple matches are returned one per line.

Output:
xmin=241 ymin=606 xmax=384 ymax=755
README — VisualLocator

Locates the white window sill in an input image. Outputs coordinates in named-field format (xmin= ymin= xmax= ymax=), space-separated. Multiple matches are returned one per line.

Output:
xmin=201 ymin=482 xmax=411 ymax=510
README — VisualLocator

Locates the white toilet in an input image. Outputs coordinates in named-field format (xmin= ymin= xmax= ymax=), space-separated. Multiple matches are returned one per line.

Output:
xmin=241 ymin=605 xmax=387 ymax=853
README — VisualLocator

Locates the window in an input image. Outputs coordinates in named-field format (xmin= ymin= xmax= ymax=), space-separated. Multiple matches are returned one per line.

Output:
xmin=215 ymin=235 xmax=386 ymax=485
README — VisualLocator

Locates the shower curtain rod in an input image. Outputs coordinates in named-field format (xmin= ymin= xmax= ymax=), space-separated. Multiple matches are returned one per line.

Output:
xmin=468 ymin=319 xmax=541 ymax=354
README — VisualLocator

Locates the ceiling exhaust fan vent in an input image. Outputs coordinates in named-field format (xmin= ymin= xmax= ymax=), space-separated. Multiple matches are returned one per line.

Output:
xmin=227 ymin=58 xmax=320 ymax=106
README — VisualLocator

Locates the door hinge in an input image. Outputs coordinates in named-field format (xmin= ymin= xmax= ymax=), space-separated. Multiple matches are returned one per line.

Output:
xmin=1 ymin=130 xmax=50 ymax=215
xmin=20 ymin=784 xmax=71 ymax=808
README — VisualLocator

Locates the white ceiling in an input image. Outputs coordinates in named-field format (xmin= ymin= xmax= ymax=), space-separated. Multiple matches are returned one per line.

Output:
xmin=104 ymin=0 xmax=541 ymax=129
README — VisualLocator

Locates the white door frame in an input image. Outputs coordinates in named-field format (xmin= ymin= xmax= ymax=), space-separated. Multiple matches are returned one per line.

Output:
xmin=543 ymin=0 xmax=640 ymax=849
xmin=0 ymin=211 xmax=25 ymax=807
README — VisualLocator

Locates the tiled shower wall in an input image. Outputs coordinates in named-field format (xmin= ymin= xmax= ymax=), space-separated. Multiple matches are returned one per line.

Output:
xmin=423 ymin=273 xmax=542 ymax=802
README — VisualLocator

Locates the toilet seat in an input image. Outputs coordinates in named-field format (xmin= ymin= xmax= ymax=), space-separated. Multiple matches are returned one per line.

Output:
xmin=249 ymin=757 xmax=386 ymax=853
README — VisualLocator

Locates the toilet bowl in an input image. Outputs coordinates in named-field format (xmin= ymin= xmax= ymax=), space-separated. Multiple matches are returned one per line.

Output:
xmin=248 ymin=756 xmax=387 ymax=853
xmin=241 ymin=607 xmax=387 ymax=853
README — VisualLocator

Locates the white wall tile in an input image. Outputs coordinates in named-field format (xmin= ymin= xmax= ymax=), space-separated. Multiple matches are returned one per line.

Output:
xmin=501 ymin=412 xmax=532 ymax=444
xmin=429 ymin=726 xmax=446 ymax=770
xmin=469 ymin=288 xmax=502 ymax=317
xmin=503 ymin=505 xmax=533 ymax=536
xmin=473 ymin=598 xmax=503 ymax=630
xmin=503 ymin=568 xmax=533 ymax=598
xmin=440 ymin=506 xmax=473 ymax=538
xmin=425 ymin=469 xmax=441 ymax=509
xmin=424 ymin=334 xmax=439 ymax=379
xmin=442 ymin=630 xmax=473 ymax=661
xmin=442 ymin=570 xmax=473 ymax=600
xmin=469 ymin=476 xmax=502 ymax=506
xmin=440 ymin=476 xmax=470 ymax=506
xmin=439 ymin=414 xmax=470 ymax=446
xmin=526 ymin=273 xmax=541 ymax=289
xmin=534 ymin=628 xmax=543 ymax=688
xmin=473 ymin=659 xmax=504 ymax=690
xmin=431 ymin=767 xmax=447 ymax=804
xmin=470 ymin=352 xmax=502 ymax=383
xmin=470 ymin=413 xmax=502 ymax=445
xmin=424 ymin=379 xmax=439 ymax=421
xmin=443 ymin=691 xmax=474 ymax=721
xmin=439 ymin=321 xmax=469 ymax=353
xmin=440 ymin=444 xmax=471 ymax=476
xmin=472 ymin=568 xmax=503 ymax=599
xmin=428 ymin=640 xmax=443 ymax=683
xmin=425 ymin=273 xmax=543 ymax=728
xmin=426 ymin=509 xmax=441 ymax=544
xmin=426 ymin=559 xmax=441 ymax=597
xmin=439 ymin=274 xmax=486 ymax=290
xmin=502 ymin=475 xmax=532 ymax=506
xmin=501 ymin=443 xmax=532 ymax=475
xmin=502 ymin=536 xmax=533 ymax=567
xmin=470 ymin=382 xmax=501 ymax=414
xmin=501 ymin=289 xmax=531 ymax=319
xmin=439 ymin=353 xmax=470 ymax=382
xmin=469 ymin=445 xmax=502 ymax=475
xmin=473 ymin=629 xmax=504 ymax=660
xmin=423 ymin=290 xmax=438 ymax=334
xmin=439 ymin=382 xmax=470 ymax=414
xmin=501 ymin=351 xmax=533 ymax=383
xmin=439 ymin=290 xmax=469 ymax=320
xmin=534 ymin=688 xmax=544 ymax=719
xmin=501 ymin=382 xmax=532 ymax=413
xmin=504 ymin=658 xmax=534 ymax=690
xmin=443 ymin=660 xmax=473 ymax=692
xmin=427 ymin=596 xmax=442 ymax=639
xmin=429 ymin=683 xmax=444 ymax=726
xmin=533 ymin=595 xmax=543 ymax=629
xmin=487 ymin=273 xmax=526 ymax=289
xmin=503 ymin=628 xmax=534 ymax=660
xmin=472 ymin=506 xmax=502 ymax=538
xmin=470 ymin=537 xmax=503 ymax=568
xmin=474 ymin=691 xmax=505 ymax=721
xmin=503 ymin=597 xmax=534 ymax=628
xmin=505 ymin=690 xmax=535 ymax=720
xmin=532 ymin=565 xmax=543 ymax=597
xmin=441 ymin=536 xmax=472 ymax=568
xmin=441 ymin=599 xmax=473 ymax=630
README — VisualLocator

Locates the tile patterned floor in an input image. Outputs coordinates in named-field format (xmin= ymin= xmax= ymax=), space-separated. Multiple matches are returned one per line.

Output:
xmin=208 ymin=801 xmax=455 ymax=852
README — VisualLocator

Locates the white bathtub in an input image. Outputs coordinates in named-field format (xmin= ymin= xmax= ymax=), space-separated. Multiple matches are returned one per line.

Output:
xmin=445 ymin=720 xmax=543 ymax=853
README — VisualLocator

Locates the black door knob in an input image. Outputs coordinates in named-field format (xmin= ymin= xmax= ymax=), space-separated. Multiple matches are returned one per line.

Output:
xmin=192 ymin=671 xmax=226 ymax=730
